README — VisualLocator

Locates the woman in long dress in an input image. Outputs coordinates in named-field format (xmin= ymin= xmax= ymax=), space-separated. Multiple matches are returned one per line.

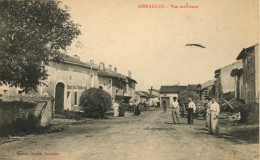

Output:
xmin=113 ymin=100 xmax=119 ymax=117
xmin=209 ymin=98 xmax=220 ymax=134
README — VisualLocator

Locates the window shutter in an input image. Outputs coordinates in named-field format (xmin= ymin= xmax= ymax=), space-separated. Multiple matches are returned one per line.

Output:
xmin=71 ymin=91 xmax=74 ymax=106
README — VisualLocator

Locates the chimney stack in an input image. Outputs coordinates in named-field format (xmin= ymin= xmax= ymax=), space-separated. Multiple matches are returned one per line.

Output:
xmin=73 ymin=55 xmax=80 ymax=61
xmin=128 ymin=70 xmax=132 ymax=78
xmin=114 ymin=67 xmax=117 ymax=73
xmin=99 ymin=62 xmax=105 ymax=70
xmin=109 ymin=65 xmax=112 ymax=71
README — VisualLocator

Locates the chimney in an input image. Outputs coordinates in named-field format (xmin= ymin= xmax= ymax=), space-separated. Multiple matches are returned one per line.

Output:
xmin=114 ymin=67 xmax=117 ymax=73
xmin=73 ymin=55 xmax=80 ymax=61
xmin=99 ymin=62 xmax=105 ymax=70
xmin=128 ymin=70 xmax=132 ymax=78
xmin=90 ymin=60 xmax=94 ymax=64
xmin=109 ymin=65 xmax=112 ymax=71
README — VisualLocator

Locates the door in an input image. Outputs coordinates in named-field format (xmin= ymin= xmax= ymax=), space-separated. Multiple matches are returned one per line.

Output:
xmin=161 ymin=97 xmax=170 ymax=108
xmin=55 ymin=83 xmax=65 ymax=113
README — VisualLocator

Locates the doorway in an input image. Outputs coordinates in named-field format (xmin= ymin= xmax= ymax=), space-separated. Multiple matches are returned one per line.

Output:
xmin=55 ymin=82 xmax=65 ymax=113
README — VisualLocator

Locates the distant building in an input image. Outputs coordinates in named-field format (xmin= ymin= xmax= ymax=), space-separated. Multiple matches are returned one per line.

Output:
xmin=199 ymin=80 xmax=215 ymax=101
xmin=148 ymin=88 xmax=160 ymax=97
xmin=97 ymin=62 xmax=137 ymax=100
xmin=214 ymin=60 xmax=242 ymax=100
xmin=159 ymin=86 xmax=187 ymax=108
xmin=236 ymin=44 xmax=259 ymax=104
xmin=135 ymin=90 xmax=159 ymax=107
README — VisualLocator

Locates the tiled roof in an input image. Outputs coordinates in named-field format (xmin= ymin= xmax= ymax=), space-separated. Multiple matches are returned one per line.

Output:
xmin=136 ymin=91 xmax=157 ymax=98
xmin=200 ymin=80 xmax=215 ymax=89
xmin=60 ymin=55 xmax=99 ymax=70
xmin=97 ymin=69 xmax=137 ymax=83
xmin=97 ymin=70 xmax=128 ymax=81
xmin=187 ymin=84 xmax=200 ymax=91
xmin=160 ymin=86 xmax=187 ymax=94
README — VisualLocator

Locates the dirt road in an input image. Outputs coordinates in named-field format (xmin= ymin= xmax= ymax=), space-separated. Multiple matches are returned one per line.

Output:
xmin=0 ymin=109 xmax=258 ymax=160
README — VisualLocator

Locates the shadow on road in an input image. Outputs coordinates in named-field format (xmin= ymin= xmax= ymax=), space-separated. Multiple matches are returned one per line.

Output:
xmin=216 ymin=127 xmax=259 ymax=144
xmin=194 ymin=125 xmax=259 ymax=144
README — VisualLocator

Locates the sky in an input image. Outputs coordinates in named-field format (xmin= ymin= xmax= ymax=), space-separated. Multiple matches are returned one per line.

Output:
xmin=61 ymin=0 xmax=259 ymax=91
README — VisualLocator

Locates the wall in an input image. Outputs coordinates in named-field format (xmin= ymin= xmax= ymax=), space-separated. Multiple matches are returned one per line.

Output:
xmin=127 ymin=81 xmax=136 ymax=98
xmin=98 ymin=76 xmax=112 ymax=96
xmin=219 ymin=60 xmax=242 ymax=94
xmin=254 ymin=45 xmax=259 ymax=103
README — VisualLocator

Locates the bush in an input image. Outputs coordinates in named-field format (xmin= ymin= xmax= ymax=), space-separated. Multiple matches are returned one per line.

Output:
xmin=239 ymin=103 xmax=259 ymax=124
xmin=79 ymin=88 xmax=112 ymax=118
xmin=178 ymin=91 xmax=200 ymax=105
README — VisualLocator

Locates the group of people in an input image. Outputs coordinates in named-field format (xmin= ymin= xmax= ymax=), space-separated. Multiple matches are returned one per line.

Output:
xmin=112 ymin=98 xmax=141 ymax=117
xmin=163 ymin=96 xmax=220 ymax=135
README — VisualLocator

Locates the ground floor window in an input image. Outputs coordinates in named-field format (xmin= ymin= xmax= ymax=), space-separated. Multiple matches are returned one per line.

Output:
xmin=74 ymin=92 xmax=78 ymax=105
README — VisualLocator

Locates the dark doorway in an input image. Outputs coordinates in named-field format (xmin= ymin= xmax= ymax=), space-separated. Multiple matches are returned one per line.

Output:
xmin=161 ymin=97 xmax=170 ymax=108
xmin=55 ymin=82 xmax=65 ymax=113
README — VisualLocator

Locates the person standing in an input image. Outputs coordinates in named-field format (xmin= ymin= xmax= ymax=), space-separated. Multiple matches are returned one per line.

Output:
xmin=162 ymin=100 xmax=167 ymax=113
xmin=113 ymin=100 xmax=119 ymax=117
xmin=187 ymin=98 xmax=196 ymax=125
xmin=208 ymin=98 xmax=220 ymax=135
xmin=205 ymin=97 xmax=212 ymax=127
xmin=171 ymin=97 xmax=180 ymax=124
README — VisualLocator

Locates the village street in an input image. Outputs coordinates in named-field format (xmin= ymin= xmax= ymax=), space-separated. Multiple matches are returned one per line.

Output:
xmin=0 ymin=109 xmax=258 ymax=160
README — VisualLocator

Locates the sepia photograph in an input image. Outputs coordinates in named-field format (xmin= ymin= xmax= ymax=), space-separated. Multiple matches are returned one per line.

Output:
xmin=0 ymin=0 xmax=259 ymax=159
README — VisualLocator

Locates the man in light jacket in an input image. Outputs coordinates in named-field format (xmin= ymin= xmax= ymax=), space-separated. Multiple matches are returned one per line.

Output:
xmin=187 ymin=98 xmax=196 ymax=125
xmin=171 ymin=97 xmax=180 ymax=124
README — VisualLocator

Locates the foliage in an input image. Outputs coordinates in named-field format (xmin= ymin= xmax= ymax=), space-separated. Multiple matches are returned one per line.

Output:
xmin=79 ymin=88 xmax=112 ymax=118
xmin=0 ymin=0 xmax=81 ymax=91
xmin=178 ymin=91 xmax=200 ymax=105
xmin=0 ymin=113 xmax=40 ymax=137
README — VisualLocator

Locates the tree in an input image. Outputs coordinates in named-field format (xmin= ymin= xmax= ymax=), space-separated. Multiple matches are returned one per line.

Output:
xmin=79 ymin=88 xmax=112 ymax=118
xmin=0 ymin=0 xmax=81 ymax=91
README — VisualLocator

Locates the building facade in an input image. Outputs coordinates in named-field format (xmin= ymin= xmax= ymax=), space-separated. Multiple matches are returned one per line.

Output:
xmin=40 ymin=55 xmax=99 ymax=113
xmin=97 ymin=63 xmax=137 ymax=100
xmin=236 ymin=44 xmax=259 ymax=104
xmin=214 ymin=60 xmax=242 ymax=100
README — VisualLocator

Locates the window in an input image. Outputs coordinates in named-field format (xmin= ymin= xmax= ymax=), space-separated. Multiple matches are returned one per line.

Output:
xmin=69 ymin=74 xmax=73 ymax=84
xmin=74 ymin=92 xmax=77 ymax=105
xmin=82 ymin=71 xmax=86 ymax=86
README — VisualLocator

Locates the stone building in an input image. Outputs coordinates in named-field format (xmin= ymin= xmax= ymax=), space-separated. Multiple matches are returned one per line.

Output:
xmin=40 ymin=55 xmax=99 ymax=113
